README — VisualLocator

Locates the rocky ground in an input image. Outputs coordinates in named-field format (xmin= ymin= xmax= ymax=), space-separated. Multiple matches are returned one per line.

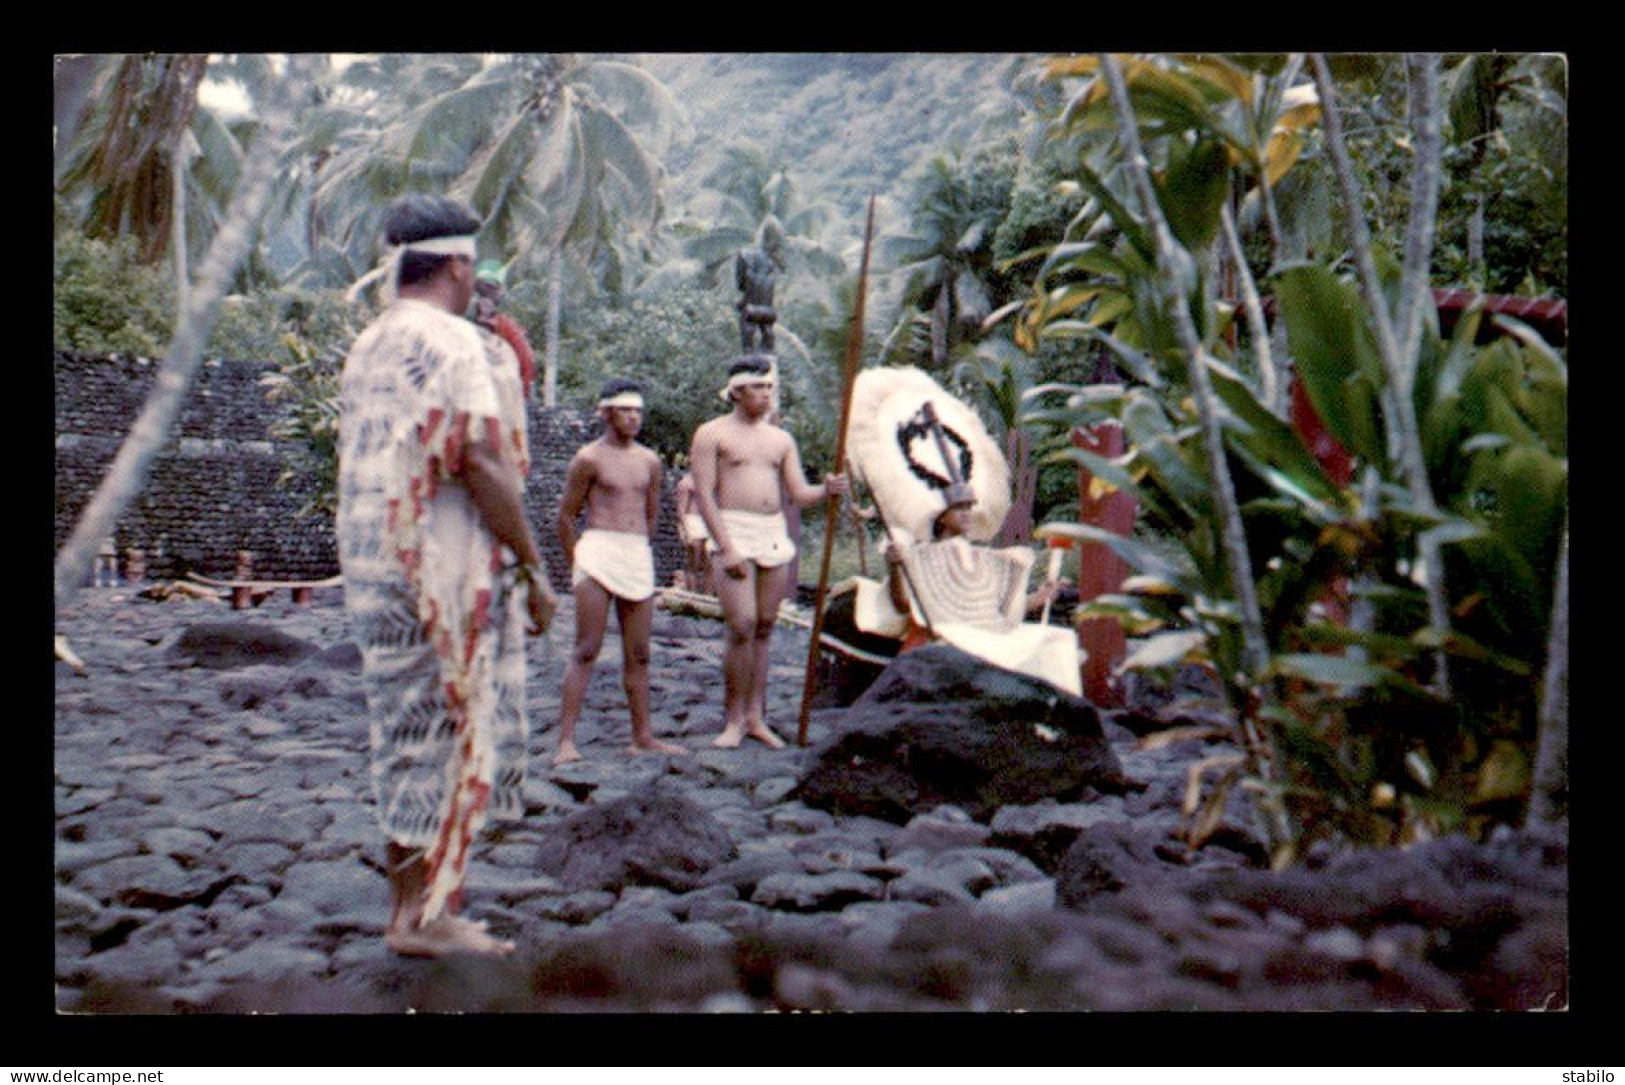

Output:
xmin=52 ymin=587 xmax=1568 ymax=1014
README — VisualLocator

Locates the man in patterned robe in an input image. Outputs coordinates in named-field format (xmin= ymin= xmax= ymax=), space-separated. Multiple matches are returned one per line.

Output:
xmin=336 ymin=195 xmax=556 ymax=958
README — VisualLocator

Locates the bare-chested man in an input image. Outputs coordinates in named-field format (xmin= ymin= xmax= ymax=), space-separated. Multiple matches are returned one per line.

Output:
xmin=689 ymin=356 xmax=848 ymax=748
xmin=554 ymin=378 xmax=686 ymax=765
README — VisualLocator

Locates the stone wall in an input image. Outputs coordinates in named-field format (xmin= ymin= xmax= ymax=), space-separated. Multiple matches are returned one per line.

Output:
xmin=54 ymin=351 xmax=686 ymax=592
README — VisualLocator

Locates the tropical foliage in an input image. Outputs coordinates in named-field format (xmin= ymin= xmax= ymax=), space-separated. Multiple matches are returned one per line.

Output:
xmin=879 ymin=144 xmax=1020 ymax=372
xmin=668 ymin=142 xmax=847 ymax=293
xmin=258 ymin=334 xmax=348 ymax=520
xmin=54 ymin=227 xmax=175 ymax=355
xmin=1008 ymin=52 xmax=1566 ymax=860
xmin=54 ymin=53 xmax=1567 ymax=859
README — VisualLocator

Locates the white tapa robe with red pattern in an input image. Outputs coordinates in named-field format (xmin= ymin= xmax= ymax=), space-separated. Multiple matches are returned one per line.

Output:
xmin=336 ymin=297 xmax=535 ymax=925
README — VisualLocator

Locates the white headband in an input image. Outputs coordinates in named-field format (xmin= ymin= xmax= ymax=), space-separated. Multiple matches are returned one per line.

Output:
xmin=401 ymin=234 xmax=477 ymax=258
xmin=378 ymin=234 xmax=478 ymax=306
xmin=599 ymin=392 xmax=645 ymax=410
xmin=719 ymin=368 xmax=777 ymax=402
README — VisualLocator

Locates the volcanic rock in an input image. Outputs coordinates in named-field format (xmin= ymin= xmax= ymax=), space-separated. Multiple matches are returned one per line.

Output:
xmin=167 ymin=622 xmax=318 ymax=670
xmin=797 ymin=643 xmax=1134 ymax=823
xmin=534 ymin=782 xmax=737 ymax=892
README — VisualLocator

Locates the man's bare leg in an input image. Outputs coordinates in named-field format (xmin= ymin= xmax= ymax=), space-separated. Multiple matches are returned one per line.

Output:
xmin=555 ymin=579 xmax=610 ymax=765
xmin=618 ymin=595 xmax=685 ymax=755
xmin=712 ymin=563 xmax=760 ymax=747
xmin=740 ymin=562 xmax=790 ymax=748
xmin=383 ymin=842 xmax=514 ymax=957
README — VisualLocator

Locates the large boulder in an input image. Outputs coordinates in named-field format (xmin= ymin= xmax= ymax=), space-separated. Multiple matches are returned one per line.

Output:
xmin=166 ymin=622 xmax=318 ymax=670
xmin=534 ymin=782 xmax=738 ymax=893
xmin=796 ymin=643 xmax=1136 ymax=824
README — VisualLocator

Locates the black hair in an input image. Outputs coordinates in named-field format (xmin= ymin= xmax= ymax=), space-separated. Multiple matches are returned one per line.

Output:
xmin=729 ymin=354 xmax=774 ymax=378
xmin=599 ymin=377 xmax=644 ymax=401
xmin=383 ymin=195 xmax=481 ymax=287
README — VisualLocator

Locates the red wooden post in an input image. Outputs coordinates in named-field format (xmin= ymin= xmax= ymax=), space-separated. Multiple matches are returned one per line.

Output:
xmin=1072 ymin=422 xmax=1136 ymax=706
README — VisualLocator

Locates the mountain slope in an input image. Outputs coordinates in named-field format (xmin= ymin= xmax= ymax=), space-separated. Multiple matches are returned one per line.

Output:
xmin=636 ymin=52 xmax=1038 ymax=245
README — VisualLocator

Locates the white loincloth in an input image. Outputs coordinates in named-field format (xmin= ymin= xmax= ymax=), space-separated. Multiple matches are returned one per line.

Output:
xmin=571 ymin=529 xmax=656 ymax=601
xmin=681 ymin=512 xmax=712 ymax=550
xmin=718 ymin=509 xmax=796 ymax=568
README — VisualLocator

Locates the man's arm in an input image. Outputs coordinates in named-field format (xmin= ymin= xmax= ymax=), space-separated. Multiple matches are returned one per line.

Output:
xmin=645 ymin=452 xmax=663 ymax=538
xmin=884 ymin=541 xmax=911 ymax=613
xmin=556 ymin=453 xmax=593 ymax=568
xmin=779 ymin=435 xmax=847 ymax=507
xmin=463 ymin=424 xmax=542 ymax=569
xmin=462 ymin=424 xmax=557 ymax=632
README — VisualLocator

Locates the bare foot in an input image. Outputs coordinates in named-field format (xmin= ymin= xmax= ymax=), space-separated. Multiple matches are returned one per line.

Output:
xmin=711 ymin=722 xmax=747 ymax=748
xmin=744 ymin=721 xmax=786 ymax=749
xmin=552 ymin=742 xmax=583 ymax=766
xmin=386 ymin=914 xmax=515 ymax=958
xmin=628 ymin=738 xmax=688 ymax=756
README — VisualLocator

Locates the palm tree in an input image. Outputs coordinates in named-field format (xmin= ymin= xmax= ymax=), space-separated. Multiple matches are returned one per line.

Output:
xmin=56 ymin=54 xmax=211 ymax=264
xmin=320 ymin=53 xmax=681 ymax=406
xmin=55 ymin=54 xmax=362 ymax=304
xmin=57 ymin=54 xmax=245 ymax=308
xmin=292 ymin=54 xmax=491 ymax=290
xmin=672 ymin=142 xmax=848 ymax=302
xmin=334 ymin=54 xmax=679 ymax=406
xmin=55 ymin=54 xmax=322 ymax=608
xmin=878 ymin=149 xmax=1012 ymax=371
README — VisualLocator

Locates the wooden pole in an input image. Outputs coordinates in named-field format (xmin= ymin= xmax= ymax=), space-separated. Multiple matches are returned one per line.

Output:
xmin=797 ymin=196 xmax=876 ymax=746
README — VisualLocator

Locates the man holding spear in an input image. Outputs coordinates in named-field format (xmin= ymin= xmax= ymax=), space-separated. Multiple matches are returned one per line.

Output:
xmin=688 ymin=355 xmax=848 ymax=748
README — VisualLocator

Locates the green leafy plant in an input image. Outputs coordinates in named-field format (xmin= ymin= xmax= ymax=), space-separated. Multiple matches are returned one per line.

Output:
xmin=53 ymin=228 xmax=175 ymax=355
xmin=208 ymin=286 xmax=364 ymax=363
xmin=258 ymin=333 xmax=345 ymax=521
xmin=1009 ymin=52 xmax=1565 ymax=862
xmin=1267 ymin=264 xmax=1567 ymax=846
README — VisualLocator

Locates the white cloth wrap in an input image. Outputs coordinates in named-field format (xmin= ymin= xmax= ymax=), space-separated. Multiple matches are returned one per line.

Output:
xmin=932 ymin=620 xmax=1085 ymax=697
xmin=853 ymin=576 xmax=909 ymax=638
xmin=571 ymin=529 xmax=656 ymax=601
xmin=681 ymin=512 xmax=712 ymax=546
xmin=718 ymin=509 xmax=796 ymax=568
xmin=599 ymin=392 xmax=645 ymax=409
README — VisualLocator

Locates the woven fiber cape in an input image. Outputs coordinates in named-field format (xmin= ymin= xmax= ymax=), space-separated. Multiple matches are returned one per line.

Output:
xmin=844 ymin=366 xmax=1010 ymax=543
xmin=900 ymin=537 xmax=1031 ymax=633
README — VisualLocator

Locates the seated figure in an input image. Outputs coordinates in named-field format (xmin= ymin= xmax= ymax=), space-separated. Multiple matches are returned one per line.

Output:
xmin=852 ymin=485 xmax=1082 ymax=697
xmin=841 ymin=364 xmax=1083 ymax=697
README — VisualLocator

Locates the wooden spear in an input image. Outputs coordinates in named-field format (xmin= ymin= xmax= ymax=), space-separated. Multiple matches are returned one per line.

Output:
xmin=797 ymin=195 xmax=877 ymax=746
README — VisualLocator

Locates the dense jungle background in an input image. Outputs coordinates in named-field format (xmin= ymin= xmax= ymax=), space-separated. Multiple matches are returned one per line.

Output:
xmin=53 ymin=51 xmax=1568 ymax=917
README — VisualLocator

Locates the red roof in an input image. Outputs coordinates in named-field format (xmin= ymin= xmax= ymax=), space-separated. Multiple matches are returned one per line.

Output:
xmin=1431 ymin=289 xmax=1567 ymax=340
xmin=1259 ymin=288 xmax=1567 ymax=343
